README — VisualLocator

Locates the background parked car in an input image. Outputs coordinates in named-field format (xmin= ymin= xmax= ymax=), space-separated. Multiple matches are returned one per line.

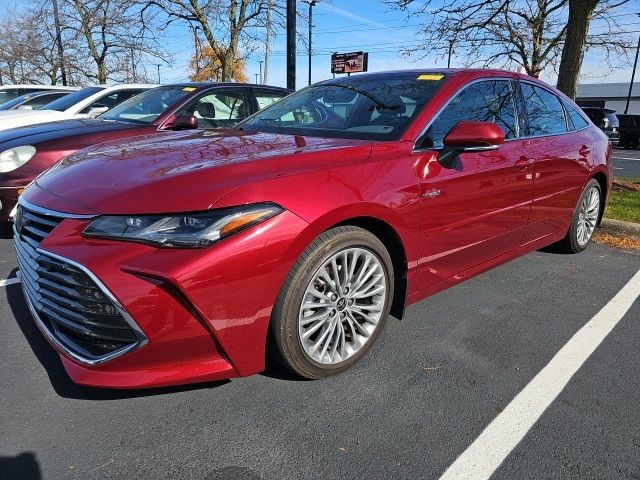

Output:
xmin=581 ymin=106 xmax=620 ymax=146
xmin=0 ymin=85 xmax=77 ymax=106
xmin=617 ymin=113 xmax=640 ymax=149
xmin=0 ymin=82 xmax=290 ymax=225
xmin=0 ymin=84 xmax=156 ymax=131
xmin=0 ymin=91 xmax=73 ymax=111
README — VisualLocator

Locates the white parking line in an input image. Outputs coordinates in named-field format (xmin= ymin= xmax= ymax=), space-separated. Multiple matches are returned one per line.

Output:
xmin=612 ymin=156 xmax=640 ymax=161
xmin=439 ymin=268 xmax=640 ymax=480
xmin=0 ymin=277 xmax=20 ymax=287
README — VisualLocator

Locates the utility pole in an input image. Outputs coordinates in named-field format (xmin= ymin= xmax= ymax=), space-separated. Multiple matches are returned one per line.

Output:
xmin=254 ymin=73 xmax=259 ymax=84
xmin=625 ymin=33 xmax=640 ymax=114
xmin=286 ymin=0 xmax=296 ymax=90
xmin=259 ymin=60 xmax=263 ymax=84
xmin=156 ymin=64 xmax=161 ymax=84
xmin=303 ymin=1 xmax=317 ymax=86
xmin=447 ymin=39 xmax=454 ymax=68
xmin=264 ymin=0 xmax=273 ymax=84
xmin=51 ymin=0 xmax=67 ymax=86
xmin=192 ymin=25 xmax=201 ymax=78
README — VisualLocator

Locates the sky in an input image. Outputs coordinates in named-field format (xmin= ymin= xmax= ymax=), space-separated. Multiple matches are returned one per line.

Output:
xmin=1 ymin=0 xmax=639 ymax=89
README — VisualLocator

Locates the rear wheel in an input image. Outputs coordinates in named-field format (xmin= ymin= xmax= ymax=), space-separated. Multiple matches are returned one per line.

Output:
xmin=554 ymin=179 xmax=601 ymax=254
xmin=271 ymin=226 xmax=394 ymax=379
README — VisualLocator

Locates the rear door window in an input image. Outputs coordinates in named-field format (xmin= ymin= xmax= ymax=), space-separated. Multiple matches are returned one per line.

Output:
xmin=254 ymin=89 xmax=289 ymax=111
xmin=179 ymin=89 xmax=248 ymax=128
xmin=521 ymin=83 xmax=567 ymax=136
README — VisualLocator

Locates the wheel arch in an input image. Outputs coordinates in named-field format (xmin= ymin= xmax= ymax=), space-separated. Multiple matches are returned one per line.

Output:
xmin=591 ymin=170 xmax=608 ymax=225
xmin=330 ymin=216 xmax=408 ymax=320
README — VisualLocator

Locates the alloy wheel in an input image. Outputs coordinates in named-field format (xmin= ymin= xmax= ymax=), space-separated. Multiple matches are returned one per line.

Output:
xmin=297 ymin=247 xmax=387 ymax=365
xmin=576 ymin=185 xmax=600 ymax=246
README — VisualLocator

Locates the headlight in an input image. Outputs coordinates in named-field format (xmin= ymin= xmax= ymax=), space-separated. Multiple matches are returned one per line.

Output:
xmin=0 ymin=146 xmax=36 ymax=172
xmin=83 ymin=203 xmax=283 ymax=248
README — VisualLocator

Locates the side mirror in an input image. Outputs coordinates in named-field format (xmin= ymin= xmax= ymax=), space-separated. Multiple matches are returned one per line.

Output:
xmin=87 ymin=103 xmax=109 ymax=118
xmin=166 ymin=115 xmax=198 ymax=130
xmin=438 ymin=121 xmax=505 ymax=169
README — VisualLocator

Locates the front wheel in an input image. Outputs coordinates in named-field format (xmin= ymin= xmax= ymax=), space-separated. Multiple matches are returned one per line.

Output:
xmin=554 ymin=179 xmax=602 ymax=254
xmin=271 ymin=226 xmax=394 ymax=379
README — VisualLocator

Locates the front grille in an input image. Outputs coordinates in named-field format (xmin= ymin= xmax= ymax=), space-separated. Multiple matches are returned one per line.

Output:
xmin=14 ymin=203 xmax=143 ymax=364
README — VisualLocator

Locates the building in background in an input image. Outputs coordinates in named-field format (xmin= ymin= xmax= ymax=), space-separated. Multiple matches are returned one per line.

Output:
xmin=576 ymin=82 xmax=640 ymax=114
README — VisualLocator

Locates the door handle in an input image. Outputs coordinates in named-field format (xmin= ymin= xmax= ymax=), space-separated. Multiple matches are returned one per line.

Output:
xmin=579 ymin=146 xmax=591 ymax=157
xmin=514 ymin=157 xmax=535 ymax=170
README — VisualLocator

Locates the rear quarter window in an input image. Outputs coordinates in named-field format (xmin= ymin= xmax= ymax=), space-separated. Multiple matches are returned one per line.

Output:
xmin=564 ymin=102 xmax=589 ymax=130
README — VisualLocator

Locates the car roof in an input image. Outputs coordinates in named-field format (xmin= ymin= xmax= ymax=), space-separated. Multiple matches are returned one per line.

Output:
xmin=161 ymin=82 xmax=292 ymax=92
xmin=318 ymin=68 xmax=529 ymax=85
xmin=0 ymin=84 xmax=78 ymax=91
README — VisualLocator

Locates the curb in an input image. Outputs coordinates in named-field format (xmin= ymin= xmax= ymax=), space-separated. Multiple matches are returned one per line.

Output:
xmin=600 ymin=218 xmax=640 ymax=238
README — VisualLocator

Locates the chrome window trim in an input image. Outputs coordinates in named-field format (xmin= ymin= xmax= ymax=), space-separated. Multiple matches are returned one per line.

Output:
xmin=18 ymin=196 xmax=96 ymax=220
xmin=17 ymin=243 xmax=148 ymax=366
xmin=413 ymin=76 xmax=519 ymax=152
xmin=412 ymin=77 xmax=591 ymax=153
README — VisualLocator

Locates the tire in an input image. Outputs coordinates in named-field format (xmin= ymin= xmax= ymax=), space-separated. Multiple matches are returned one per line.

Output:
xmin=271 ymin=226 xmax=394 ymax=379
xmin=554 ymin=179 xmax=602 ymax=254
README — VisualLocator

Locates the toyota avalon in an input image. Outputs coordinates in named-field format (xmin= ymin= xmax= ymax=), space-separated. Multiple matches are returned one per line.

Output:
xmin=14 ymin=69 xmax=611 ymax=388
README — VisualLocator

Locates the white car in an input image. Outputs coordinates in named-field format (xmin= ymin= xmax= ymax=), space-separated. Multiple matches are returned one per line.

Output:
xmin=0 ymin=85 xmax=78 ymax=106
xmin=0 ymin=84 xmax=157 ymax=131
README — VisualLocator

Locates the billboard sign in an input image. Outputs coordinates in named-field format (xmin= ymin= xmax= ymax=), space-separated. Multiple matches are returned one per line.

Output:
xmin=331 ymin=51 xmax=368 ymax=74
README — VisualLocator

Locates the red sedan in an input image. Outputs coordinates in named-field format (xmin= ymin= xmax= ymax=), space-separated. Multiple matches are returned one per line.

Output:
xmin=14 ymin=69 xmax=611 ymax=388
xmin=0 ymin=83 xmax=290 ymax=224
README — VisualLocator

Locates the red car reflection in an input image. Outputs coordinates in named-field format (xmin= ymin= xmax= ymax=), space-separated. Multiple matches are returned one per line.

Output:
xmin=15 ymin=69 xmax=611 ymax=389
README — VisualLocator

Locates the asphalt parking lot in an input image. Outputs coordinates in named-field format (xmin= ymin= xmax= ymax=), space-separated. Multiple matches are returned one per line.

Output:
xmin=612 ymin=147 xmax=640 ymax=177
xmin=0 ymin=236 xmax=639 ymax=480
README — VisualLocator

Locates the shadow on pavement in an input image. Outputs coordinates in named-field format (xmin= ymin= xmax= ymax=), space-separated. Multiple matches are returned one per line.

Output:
xmin=0 ymin=452 xmax=42 ymax=480
xmin=5 ymin=268 xmax=230 ymax=400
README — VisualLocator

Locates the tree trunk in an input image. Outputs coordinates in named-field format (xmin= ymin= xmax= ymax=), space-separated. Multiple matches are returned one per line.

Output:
xmin=97 ymin=61 xmax=107 ymax=84
xmin=220 ymin=51 xmax=234 ymax=81
xmin=556 ymin=0 xmax=599 ymax=99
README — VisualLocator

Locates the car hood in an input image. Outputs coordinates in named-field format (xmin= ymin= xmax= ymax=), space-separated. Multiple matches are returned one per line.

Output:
xmin=29 ymin=129 xmax=374 ymax=215
xmin=0 ymin=109 xmax=72 ymax=131
xmin=0 ymin=118 xmax=140 ymax=146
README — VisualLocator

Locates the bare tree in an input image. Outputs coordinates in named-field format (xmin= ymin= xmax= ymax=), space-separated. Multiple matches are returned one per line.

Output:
xmin=388 ymin=0 xmax=633 ymax=93
xmin=144 ymin=0 xmax=269 ymax=82
xmin=58 ymin=0 xmax=169 ymax=83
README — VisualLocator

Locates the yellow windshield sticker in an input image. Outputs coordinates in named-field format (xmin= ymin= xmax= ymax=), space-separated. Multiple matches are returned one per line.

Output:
xmin=182 ymin=87 xmax=196 ymax=92
xmin=418 ymin=74 xmax=444 ymax=81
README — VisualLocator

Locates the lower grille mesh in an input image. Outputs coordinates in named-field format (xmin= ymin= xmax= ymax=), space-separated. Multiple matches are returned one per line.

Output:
xmin=14 ymin=204 xmax=142 ymax=363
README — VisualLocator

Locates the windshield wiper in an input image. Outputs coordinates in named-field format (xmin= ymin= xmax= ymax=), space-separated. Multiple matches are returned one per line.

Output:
xmin=318 ymin=83 xmax=401 ymax=111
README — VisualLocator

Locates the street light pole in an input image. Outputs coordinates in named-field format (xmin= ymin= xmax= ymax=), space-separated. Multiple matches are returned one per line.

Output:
xmin=286 ymin=0 xmax=296 ymax=90
xmin=255 ymin=73 xmax=259 ymax=84
xmin=447 ymin=39 xmax=454 ymax=69
xmin=156 ymin=64 xmax=161 ymax=84
xmin=259 ymin=60 xmax=263 ymax=84
xmin=302 ymin=0 xmax=317 ymax=86
xmin=625 ymin=33 xmax=640 ymax=114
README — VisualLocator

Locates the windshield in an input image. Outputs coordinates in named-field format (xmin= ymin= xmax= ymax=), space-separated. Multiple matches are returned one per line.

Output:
xmin=101 ymin=86 xmax=192 ymax=124
xmin=42 ymin=86 xmax=104 ymax=112
xmin=0 ymin=95 xmax=28 ymax=111
xmin=239 ymin=72 xmax=448 ymax=140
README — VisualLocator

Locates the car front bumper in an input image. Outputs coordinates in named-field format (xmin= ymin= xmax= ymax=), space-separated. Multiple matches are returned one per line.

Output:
xmin=15 ymin=202 xmax=308 ymax=389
